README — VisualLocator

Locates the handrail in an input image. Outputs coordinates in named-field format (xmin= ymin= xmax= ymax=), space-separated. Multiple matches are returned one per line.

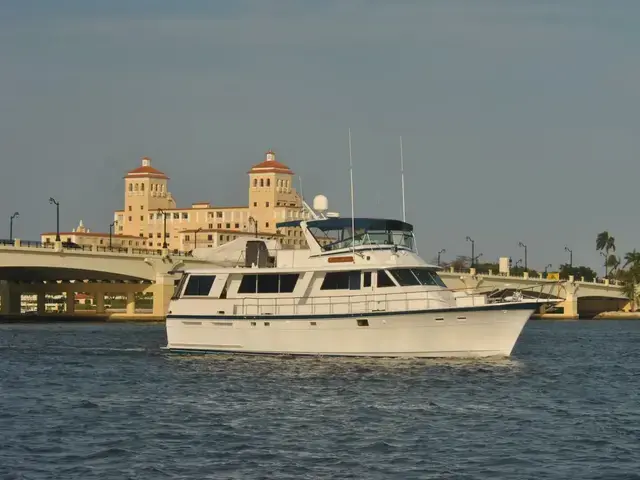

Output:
xmin=226 ymin=282 xmax=563 ymax=317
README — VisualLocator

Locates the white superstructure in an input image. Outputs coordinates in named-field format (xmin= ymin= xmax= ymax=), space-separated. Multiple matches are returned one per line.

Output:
xmin=166 ymin=215 xmax=555 ymax=358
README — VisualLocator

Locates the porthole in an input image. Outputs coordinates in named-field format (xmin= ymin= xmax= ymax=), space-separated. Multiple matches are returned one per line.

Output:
xmin=357 ymin=319 xmax=369 ymax=327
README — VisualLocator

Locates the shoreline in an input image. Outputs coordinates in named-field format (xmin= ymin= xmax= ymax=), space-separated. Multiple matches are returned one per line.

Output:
xmin=0 ymin=313 xmax=165 ymax=323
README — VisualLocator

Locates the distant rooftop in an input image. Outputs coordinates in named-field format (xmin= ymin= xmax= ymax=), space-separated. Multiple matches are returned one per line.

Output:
xmin=125 ymin=157 xmax=169 ymax=179
xmin=247 ymin=150 xmax=294 ymax=175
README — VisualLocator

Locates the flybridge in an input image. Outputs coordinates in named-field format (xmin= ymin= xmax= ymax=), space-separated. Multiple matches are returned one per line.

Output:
xmin=277 ymin=217 xmax=416 ymax=253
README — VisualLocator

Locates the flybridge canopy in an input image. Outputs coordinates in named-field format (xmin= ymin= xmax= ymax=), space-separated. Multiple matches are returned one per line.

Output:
xmin=276 ymin=218 xmax=414 ymax=232
xmin=277 ymin=217 xmax=416 ymax=252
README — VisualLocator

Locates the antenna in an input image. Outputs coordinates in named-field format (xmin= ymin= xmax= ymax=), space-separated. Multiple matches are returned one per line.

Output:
xmin=349 ymin=128 xmax=356 ymax=255
xmin=298 ymin=175 xmax=304 ymax=204
xmin=400 ymin=136 xmax=406 ymax=222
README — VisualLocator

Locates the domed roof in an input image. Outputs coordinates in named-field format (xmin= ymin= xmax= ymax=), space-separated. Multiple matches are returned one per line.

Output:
xmin=248 ymin=150 xmax=293 ymax=175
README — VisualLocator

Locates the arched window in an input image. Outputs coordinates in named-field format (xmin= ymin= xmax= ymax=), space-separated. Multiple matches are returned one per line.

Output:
xmin=140 ymin=183 xmax=145 ymax=191
xmin=161 ymin=184 xmax=164 ymax=192
xmin=128 ymin=183 xmax=133 ymax=192
xmin=134 ymin=183 xmax=139 ymax=191
xmin=260 ymin=179 xmax=264 ymax=187
xmin=253 ymin=179 xmax=258 ymax=187
xmin=266 ymin=178 xmax=271 ymax=187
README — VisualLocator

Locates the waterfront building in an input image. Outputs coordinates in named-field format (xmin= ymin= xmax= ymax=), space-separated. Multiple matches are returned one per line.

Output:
xmin=112 ymin=151 xmax=310 ymax=251
xmin=40 ymin=151 xmax=311 ymax=252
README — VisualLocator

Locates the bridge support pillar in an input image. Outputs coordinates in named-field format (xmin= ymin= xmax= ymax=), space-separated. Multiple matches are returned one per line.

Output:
xmin=126 ymin=291 xmax=136 ymax=315
xmin=559 ymin=282 xmax=579 ymax=319
xmin=153 ymin=275 xmax=175 ymax=317
xmin=37 ymin=292 xmax=46 ymax=315
xmin=1 ymin=282 xmax=22 ymax=315
xmin=66 ymin=292 xmax=75 ymax=314
xmin=95 ymin=293 xmax=105 ymax=314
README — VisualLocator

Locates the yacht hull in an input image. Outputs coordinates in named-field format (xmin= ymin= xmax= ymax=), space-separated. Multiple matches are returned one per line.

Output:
xmin=165 ymin=303 xmax=536 ymax=358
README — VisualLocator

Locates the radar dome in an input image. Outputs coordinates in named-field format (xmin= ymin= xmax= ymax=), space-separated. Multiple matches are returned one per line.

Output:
xmin=313 ymin=195 xmax=328 ymax=212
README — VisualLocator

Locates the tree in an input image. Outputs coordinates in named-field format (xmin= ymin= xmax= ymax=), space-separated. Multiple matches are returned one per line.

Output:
xmin=618 ymin=268 xmax=640 ymax=312
xmin=449 ymin=255 xmax=471 ymax=271
xmin=623 ymin=249 xmax=640 ymax=269
xmin=558 ymin=264 xmax=597 ymax=282
xmin=607 ymin=254 xmax=621 ymax=277
xmin=596 ymin=231 xmax=616 ymax=276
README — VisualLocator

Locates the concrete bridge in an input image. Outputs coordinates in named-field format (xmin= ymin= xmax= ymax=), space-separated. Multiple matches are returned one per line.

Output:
xmin=0 ymin=240 xmax=211 ymax=317
xmin=439 ymin=268 xmax=628 ymax=318
xmin=0 ymin=242 xmax=630 ymax=319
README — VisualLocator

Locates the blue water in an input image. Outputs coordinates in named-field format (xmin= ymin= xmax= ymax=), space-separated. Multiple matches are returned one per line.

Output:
xmin=1 ymin=321 xmax=639 ymax=480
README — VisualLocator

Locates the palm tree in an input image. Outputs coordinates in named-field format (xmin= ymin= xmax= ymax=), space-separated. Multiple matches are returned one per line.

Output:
xmin=623 ymin=249 xmax=640 ymax=269
xmin=596 ymin=231 xmax=616 ymax=276
xmin=607 ymin=254 xmax=621 ymax=277
xmin=619 ymin=269 xmax=639 ymax=312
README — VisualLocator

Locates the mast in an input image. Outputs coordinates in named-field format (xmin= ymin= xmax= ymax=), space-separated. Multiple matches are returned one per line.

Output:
xmin=400 ymin=136 xmax=406 ymax=223
xmin=349 ymin=128 xmax=356 ymax=255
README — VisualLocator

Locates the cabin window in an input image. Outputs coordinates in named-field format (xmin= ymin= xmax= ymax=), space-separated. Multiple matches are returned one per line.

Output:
xmin=238 ymin=273 xmax=300 ymax=294
xmin=258 ymin=274 xmax=279 ymax=293
xmin=412 ymin=268 xmax=447 ymax=287
xmin=376 ymin=270 xmax=396 ymax=288
xmin=279 ymin=274 xmax=299 ymax=293
xmin=389 ymin=269 xmax=421 ymax=286
xmin=321 ymin=271 xmax=361 ymax=290
xmin=172 ymin=274 xmax=189 ymax=300
xmin=183 ymin=275 xmax=216 ymax=296
xmin=363 ymin=272 xmax=372 ymax=288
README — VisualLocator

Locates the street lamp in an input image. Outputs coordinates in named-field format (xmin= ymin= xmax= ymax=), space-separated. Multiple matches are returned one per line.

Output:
xmin=544 ymin=264 xmax=552 ymax=274
xmin=109 ymin=222 xmax=114 ymax=249
xmin=157 ymin=208 xmax=168 ymax=249
xmin=564 ymin=245 xmax=573 ymax=267
xmin=474 ymin=253 xmax=483 ymax=265
xmin=515 ymin=259 xmax=523 ymax=268
xmin=248 ymin=216 xmax=258 ymax=238
xmin=518 ymin=241 xmax=528 ymax=271
xmin=49 ymin=197 xmax=60 ymax=241
xmin=194 ymin=227 xmax=203 ymax=250
xmin=466 ymin=236 xmax=475 ymax=268
xmin=437 ymin=248 xmax=446 ymax=266
xmin=9 ymin=212 xmax=19 ymax=241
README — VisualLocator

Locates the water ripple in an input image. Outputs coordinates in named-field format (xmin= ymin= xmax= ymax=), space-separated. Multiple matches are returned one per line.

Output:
xmin=1 ymin=321 xmax=639 ymax=479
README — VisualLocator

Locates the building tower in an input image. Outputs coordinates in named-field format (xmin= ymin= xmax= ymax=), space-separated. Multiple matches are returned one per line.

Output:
xmin=247 ymin=150 xmax=298 ymax=233
xmin=121 ymin=157 xmax=174 ymax=239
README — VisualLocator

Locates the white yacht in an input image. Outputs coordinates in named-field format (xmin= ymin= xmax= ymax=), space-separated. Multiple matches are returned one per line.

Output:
xmin=165 ymin=213 xmax=555 ymax=358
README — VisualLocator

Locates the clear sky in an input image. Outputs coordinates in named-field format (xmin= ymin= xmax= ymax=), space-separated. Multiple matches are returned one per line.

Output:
xmin=1 ymin=0 xmax=639 ymax=271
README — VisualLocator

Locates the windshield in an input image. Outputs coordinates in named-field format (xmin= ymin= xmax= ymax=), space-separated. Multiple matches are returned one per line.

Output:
xmin=312 ymin=227 xmax=415 ymax=252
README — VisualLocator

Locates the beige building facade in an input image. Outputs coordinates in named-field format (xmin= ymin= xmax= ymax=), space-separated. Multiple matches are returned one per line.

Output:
xmin=112 ymin=150 xmax=310 ymax=251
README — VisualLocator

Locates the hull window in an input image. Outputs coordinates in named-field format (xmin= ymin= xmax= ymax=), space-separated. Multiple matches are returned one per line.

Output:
xmin=183 ymin=275 xmax=216 ymax=296
xmin=357 ymin=319 xmax=369 ymax=327
xmin=363 ymin=272 xmax=372 ymax=288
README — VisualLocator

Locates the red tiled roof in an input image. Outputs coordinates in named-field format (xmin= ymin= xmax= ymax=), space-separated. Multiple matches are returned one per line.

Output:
xmin=247 ymin=150 xmax=294 ymax=175
xmin=125 ymin=165 xmax=169 ymax=179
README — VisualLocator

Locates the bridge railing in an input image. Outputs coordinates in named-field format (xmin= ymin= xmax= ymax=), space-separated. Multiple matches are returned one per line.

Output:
xmin=0 ymin=240 xmax=197 ymax=257
xmin=442 ymin=268 xmax=622 ymax=287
